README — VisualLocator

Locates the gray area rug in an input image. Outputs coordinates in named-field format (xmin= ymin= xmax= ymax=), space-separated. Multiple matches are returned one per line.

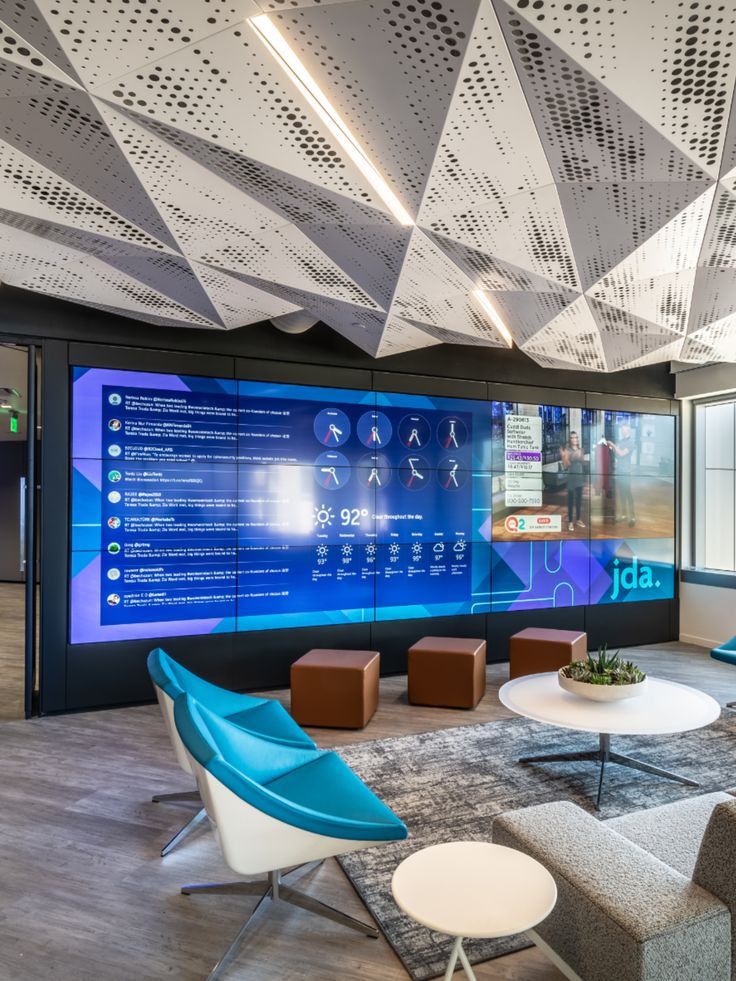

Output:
xmin=337 ymin=713 xmax=736 ymax=980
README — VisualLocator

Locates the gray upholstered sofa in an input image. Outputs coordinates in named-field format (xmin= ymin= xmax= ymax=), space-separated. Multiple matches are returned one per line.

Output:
xmin=493 ymin=791 xmax=736 ymax=981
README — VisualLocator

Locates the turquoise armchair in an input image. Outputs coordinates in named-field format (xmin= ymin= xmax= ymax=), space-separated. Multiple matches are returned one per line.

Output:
xmin=173 ymin=693 xmax=407 ymax=981
xmin=147 ymin=648 xmax=314 ymax=856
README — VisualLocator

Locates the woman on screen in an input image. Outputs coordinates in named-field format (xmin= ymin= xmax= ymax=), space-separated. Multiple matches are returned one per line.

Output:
xmin=607 ymin=422 xmax=636 ymax=527
xmin=560 ymin=431 xmax=585 ymax=533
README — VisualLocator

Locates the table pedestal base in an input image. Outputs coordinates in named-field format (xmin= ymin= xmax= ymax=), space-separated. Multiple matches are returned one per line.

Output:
xmin=520 ymin=732 xmax=699 ymax=810
xmin=444 ymin=936 xmax=477 ymax=980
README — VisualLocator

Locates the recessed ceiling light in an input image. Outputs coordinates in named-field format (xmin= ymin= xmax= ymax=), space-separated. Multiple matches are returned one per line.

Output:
xmin=473 ymin=290 xmax=514 ymax=348
xmin=249 ymin=14 xmax=414 ymax=228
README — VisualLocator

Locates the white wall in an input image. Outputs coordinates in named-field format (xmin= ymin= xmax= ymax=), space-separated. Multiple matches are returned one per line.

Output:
xmin=680 ymin=580 xmax=736 ymax=648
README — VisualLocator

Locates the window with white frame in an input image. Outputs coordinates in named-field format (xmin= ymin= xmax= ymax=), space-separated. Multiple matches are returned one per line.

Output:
xmin=694 ymin=399 xmax=736 ymax=572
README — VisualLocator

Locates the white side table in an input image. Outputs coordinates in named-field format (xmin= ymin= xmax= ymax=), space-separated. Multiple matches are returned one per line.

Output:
xmin=391 ymin=841 xmax=557 ymax=981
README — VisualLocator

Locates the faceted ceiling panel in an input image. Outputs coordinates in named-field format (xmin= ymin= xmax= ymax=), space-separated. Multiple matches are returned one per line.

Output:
xmin=1 ymin=0 xmax=736 ymax=368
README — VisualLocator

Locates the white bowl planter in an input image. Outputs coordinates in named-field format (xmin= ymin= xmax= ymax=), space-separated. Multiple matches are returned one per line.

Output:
xmin=558 ymin=669 xmax=647 ymax=702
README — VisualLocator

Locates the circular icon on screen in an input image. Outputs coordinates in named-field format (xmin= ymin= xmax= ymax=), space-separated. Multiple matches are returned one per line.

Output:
xmin=107 ymin=568 xmax=121 ymax=581
xmin=313 ymin=408 xmax=350 ymax=447
xmin=357 ymin=452 xmax=391 ymax=488
xmin=313 ymin=450 xmax=351 ymax=490
xmin=108 ymin=418 xmax=122 ymax=432
xmin=398 ymin=414 xmax=431 ymax=449
xmin=108 ymin=469 xmax=122 ymax=483
xmin=107 ymin=516 xmax=121 ymax=530
xmin=398 ymin=454 xmax=430 ymax=490
xmin=437 ymin=457 xmax=468 ymax=491
xmin=106 ymin=593 xmax=121 ymax=607
xmin=107 ymin=542 xmax=121 ymax=555
xmin=108 ymin=444 xmax=122 ymax=458
xmin=108 ymin=393 xmax=122 ymax=406
xmin=437 ymin=416 xmax=468 ymax=450
xmin=357 ymin=410 xmax=392 ymax=448
xmin=107 ymin=490 xmax=121 ymax=504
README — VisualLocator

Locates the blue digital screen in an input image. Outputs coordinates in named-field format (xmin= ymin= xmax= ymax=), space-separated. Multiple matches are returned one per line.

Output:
xmin=69 ymin=368 xmax=676 ymax=643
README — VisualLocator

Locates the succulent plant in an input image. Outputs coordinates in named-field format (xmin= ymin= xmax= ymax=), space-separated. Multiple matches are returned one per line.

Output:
xmin=560 ymin=644 xmax=646 ymax=686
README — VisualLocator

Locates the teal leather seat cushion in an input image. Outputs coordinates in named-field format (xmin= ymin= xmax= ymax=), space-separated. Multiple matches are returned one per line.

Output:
xmin=193 ymin=699 xmax=321 ymax=784
xmin=174 ymin=694 xmax=407 ymax=842
xmin=148 ymin=649 xmax=260 ymax=715
xmin=266 ymin=752 xmax=407 ymax=836
xmin=148 ymin=648 xmax=314 ymax=748
xmin=228 ymin=700 xmax=309 ymax=746
xmin=711 ymin=637 xmax=736 ymax=665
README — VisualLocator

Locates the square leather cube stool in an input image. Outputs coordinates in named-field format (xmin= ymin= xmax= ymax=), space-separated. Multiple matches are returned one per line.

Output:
xmin=408 ymin=637 xmax=486 ymax=709
xmin=509 ymin=627 xmax=587 ymax=680
xmin=290 ymin=649 xmax=380 ymax=729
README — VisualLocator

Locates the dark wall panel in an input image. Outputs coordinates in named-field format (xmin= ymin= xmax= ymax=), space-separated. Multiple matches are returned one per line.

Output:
xmin=66 ymin=623 xmax=373 ymax=711
xmin=39 ymin=340 xmax=69 ymax=715
xmin=370 ymin=615 xmax=488 ymax=675
xmin=584 ymin=600 xmax=674 ymax=650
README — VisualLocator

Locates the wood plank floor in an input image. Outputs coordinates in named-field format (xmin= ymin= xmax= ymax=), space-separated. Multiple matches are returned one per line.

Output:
xmin=0 ymin=643 xmax=734 ymax=981
xmin=0 ymin=582 xmax=24 ymax=720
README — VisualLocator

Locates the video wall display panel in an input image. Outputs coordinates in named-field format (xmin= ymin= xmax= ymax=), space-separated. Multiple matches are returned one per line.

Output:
xmin=69 ymin=369 xmax=676 ymax=644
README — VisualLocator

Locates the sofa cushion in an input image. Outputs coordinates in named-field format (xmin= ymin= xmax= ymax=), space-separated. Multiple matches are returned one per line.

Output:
xmin=605 ymin=792 xmax=734 ymax=878
xmin=694 ymin=800 xmax=736 ymax=981
xmin=494 ymin=801 xmax=730 ymax=981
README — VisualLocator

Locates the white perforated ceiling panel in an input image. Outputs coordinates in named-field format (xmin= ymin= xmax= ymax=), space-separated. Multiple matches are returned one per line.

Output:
xmin=1 ymin=0 xmax=736 ymax=369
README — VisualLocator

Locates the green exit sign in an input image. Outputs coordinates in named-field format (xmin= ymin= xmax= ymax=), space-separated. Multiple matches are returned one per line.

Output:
xmin=9 ymin=412 xmax=18 ymax=434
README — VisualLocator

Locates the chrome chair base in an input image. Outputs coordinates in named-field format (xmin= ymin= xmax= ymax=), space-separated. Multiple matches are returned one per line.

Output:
xmin=161 ymin=807 xmax=207 ymax=857
xmin=183 ymin=863 xmax=378 ymax=981
xmin=152 ymin=788 xmax=207 ymax=856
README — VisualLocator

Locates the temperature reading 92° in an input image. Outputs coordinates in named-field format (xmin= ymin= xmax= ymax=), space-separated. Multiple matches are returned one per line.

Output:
xmin=341 ymin=507 xmax=369 ymax=526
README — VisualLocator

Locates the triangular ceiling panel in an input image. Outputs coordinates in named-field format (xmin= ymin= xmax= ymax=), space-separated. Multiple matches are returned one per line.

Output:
xmin=267 ymin=0 xmax=480 ymax=215
xmin=0 ymin=84 xmax=178 ymax=249
xmin=0 ymin=222 xmax=219 ymax=326
xmin=495 ymin=1 xmax=713 ymax=185
xmin=0 ymin=0 xmax=732 ymax=367
xmin=92 ymin=24 xmax=395 ymax=214
xmin=375 ymin=315 xmax=441 ymax=357
xmin=0 ymin=209 xmax=222 ymax=322
xmin=504 ymin=0 xmax=736 ymax=179
xmin=34 ymin=0 xmax=262 ymax=88
xmin=0 ymin=138 xmax=175 ymax=251
xmin=588 ymin=298 xmax=684 ymax=373
xmin=0 ymin=17 xmax=80 ymax=88
xmin=522 ymin=296 xmax=607 ymax=372
xmin=1 ymin=0 xmax=81 ymax=83
xmin=190 ymin=262 xmax=301 ymax=328
xmin=556 ymin=181 xmax=712 ymax=292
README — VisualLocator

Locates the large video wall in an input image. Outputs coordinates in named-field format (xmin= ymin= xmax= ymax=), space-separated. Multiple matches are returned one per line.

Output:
xmin=69 ymin=368 xmax=676 ymax=644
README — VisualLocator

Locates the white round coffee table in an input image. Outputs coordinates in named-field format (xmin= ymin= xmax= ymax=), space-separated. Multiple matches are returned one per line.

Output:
xmin=391 ymin=841 xmax=557 ymax=981
xmin=499 ymin=673 xmax=721 ymax=809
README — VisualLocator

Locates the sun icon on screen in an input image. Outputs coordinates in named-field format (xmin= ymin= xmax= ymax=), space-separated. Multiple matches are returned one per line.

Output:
xmin=313 ymin=504 xmax=334 ymax=529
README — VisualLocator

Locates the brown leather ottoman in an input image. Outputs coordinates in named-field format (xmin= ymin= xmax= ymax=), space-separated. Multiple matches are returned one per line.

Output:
xmin=509 ymin=627 xmax=587 ymax=679
xmin=408 ymin=637 xmax=486 ymax=709
xmin=290 ymin=649 xmax=380 ymax=729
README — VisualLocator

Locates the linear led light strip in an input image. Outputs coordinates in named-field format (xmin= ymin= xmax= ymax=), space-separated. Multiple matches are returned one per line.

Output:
xmin=249 ymin=14 xmax=414 ymax=227
xmin=249 ymin=15 xmax=514 ymax=347
xmin=472 ymin=289 xmax=513 ymax=347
